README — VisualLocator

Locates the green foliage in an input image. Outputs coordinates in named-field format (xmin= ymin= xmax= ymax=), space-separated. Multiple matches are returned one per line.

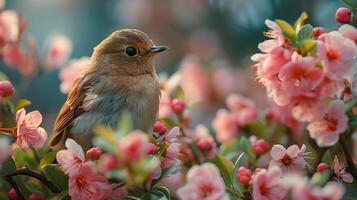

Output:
xmin=321 ymin=150 xmax=333 ymax=165
xmin=239 ymin=137 xmax=256 ymax=163
xmin=14 ymin=99 xmax=31 ymax=112
xmin=231 ymin=153 xmax=246 ymax=195
xmin=210 ymin=154 xmax=233 ymax=185
xmin=343 ymin=0 xmax=357 ymax=9
xmin=349 ymin=115 xmax=357 ymax=128
xmin=275 ymin=19 xmax=298 ymax=44
xmin=311 ymin=171 xmax=331 ymax=187
xmin=294 ymin=12 xmax=308 ymax=32
xmin=141 ymin=186 xmax=170 ymax=200
xmin=42 ymin=164 xmax=68 ymax=191
xmin=247 ymin=120 xmax=268 ymax=139
xmin=40 ymin=152 xmax=57 ymax=168
xmin=300 ymin=39 xmax=316 ymax=55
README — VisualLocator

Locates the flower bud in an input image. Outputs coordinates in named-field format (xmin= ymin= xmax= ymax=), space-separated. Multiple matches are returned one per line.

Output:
xmin=196 ymin=139 xmax=213 ymax=151
xmin=336 ymin=7 xmax=352 ymax=24
xmin=29 ymin=193 xmax=45 ymax=200
xmin=317 ymin=162 xmax=330 ymax=172
xmin=147 ymin=143 xmax=157 ymax=155
xmin=312 ymin=27 xmax=325 ymax=37
xmin=153 ymin=121 xmax=167 ymax=135
xmin=0 ymin=80 xmax=15 ymax=98
xmin=236 ymin=167 xmax=253 ymax=185
xmin=252 ymin=139 xmax=270 ymax=156
xmin=86 ymin=147 xmax=103 ymax=160
xmin=100 ymin=154 xmax=118 ymax=173
xmin=8 ymin=188 xmax=18 ymax=200
xmin=171 ymin=99 xmax=185 ymax=114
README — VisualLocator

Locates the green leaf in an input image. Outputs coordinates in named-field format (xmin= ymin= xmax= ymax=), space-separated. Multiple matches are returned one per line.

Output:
xmin=14 ymin=99 xmax=31 ymax=112
xmin=231 ymin=153 xmax=246 ymax=195
xmin=300 ymin=39 xmax=316 ymax=55
xmin=349 ymin=115 xmax=357 ymax=128
xmin=24 ymin=180 xmax=47 ymax=195
xmin=210 ymin=154 xmax=233 ymax=185
xmin=311 ymin=171 xmax=331 ymax=187
xmin=141 ymin=187 xmax=169 ymax=200
xmin=298 ymin=24 xmax=313 ymax=41
xmin=40 ymin=152 xmax=57 ymax=168
xmin=275 ymin=19 xmax=298 ymax=43
xmin=152 ymin=186 xmax=170 ymax=199
xmin=343 ymin=0 xmax=357 ymax=9
xmin=345 ymin=97 xmax=357 ymax=112
xmin=219 ymin=139 xmax=239 ymax=156
xmin=239 ymin=137 xmax=256 ymax=162
xmin=0 ymin=72 xmax=9 ymax=81
xmin=41 ymin=164 xmax=68 ymax=191
xmin=294 ymin=12 xmax=308 ymax=32
xmin=321 ymin=150 xmax=332 ymax=164
xmin=51 ymin=190 xmax=70 ymax=200
xmin=0 ymin=157 xmax=17 ymax=174
xmin=246 ymin=120 xmax=268 ymax=139
xmin=160 ymin=163 xmax=180 ymax=178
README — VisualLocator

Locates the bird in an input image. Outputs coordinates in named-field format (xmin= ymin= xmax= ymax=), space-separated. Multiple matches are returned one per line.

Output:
xmin=49 ymin=29 xmax=167 ymax=151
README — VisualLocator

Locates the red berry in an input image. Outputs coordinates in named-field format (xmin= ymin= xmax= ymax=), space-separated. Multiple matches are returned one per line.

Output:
xmin=236 ymin=167 xmax=253 ymax=185
xmin=252 ymin=139 xmax=270 ymax=156
xmin=312 ymin=27 xmax=325 ymax=37
xmin=153 ymin=121 xmax=167 ymax=135
xmin=171 ymin=99 xmax=185 ymax=114
xmin=8 ymin=188 xmax=18 ymax=200
xmin=147 ymin=143 xmax=157 ymax=155
xmin=29 ymin=193 xmax=45 ymax=200
xmin=0 ymin=80 xmax=15 ymax=98
xmin=336 ymin=7 xmax=352 ymax=24
xmin=86 ymin=147 xmax=103 ymax=160
xmin=196 ymin=139 xmax=213 ymax=151
xmin=317 ymin=163 xmax=330 ymax=172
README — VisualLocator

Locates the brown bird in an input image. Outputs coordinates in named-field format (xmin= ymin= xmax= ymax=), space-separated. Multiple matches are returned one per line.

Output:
xmin=49 ymin=29 xmax=167 ymax=151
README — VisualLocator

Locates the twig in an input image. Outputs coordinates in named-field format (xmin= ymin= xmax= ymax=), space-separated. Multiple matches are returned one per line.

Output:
xmin=5 ymin=168 xmax=61 ymax=193
xmin=340 ymin=134 xmax=357 ymax=179
xmin=3 ymin=175 xmax=25 ymax=200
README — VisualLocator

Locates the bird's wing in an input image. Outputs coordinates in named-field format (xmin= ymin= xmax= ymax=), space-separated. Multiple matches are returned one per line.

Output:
xmin=49 ymin=71 xmax=94 ymax=150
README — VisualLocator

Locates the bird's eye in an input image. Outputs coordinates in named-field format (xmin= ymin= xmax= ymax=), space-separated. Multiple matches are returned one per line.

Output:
xmin=124 ymin=46 xmax=137 ymax=57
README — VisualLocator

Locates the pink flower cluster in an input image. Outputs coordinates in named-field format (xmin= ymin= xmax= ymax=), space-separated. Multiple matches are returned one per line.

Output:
xmin=252 ymin=20 xmax=357 ymax=147
xmin=212 ymin=93 xmax=258 ymax=143
xmin=56 ymin=139 xmax=127 ymax=200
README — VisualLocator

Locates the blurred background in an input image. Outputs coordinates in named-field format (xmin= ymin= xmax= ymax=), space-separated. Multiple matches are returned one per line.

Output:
xmin=0 ymin=0 xmax=347 ymax=131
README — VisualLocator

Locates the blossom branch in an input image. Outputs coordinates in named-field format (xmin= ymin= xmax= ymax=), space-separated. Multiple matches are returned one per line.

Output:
xmin=340 ymin=134 xmax=357 ymax=180
xmin=5 ymin=168 xmax=61 ymax=193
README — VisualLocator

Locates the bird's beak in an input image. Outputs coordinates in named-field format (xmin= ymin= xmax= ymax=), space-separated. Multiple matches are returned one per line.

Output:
xmin=146 ymin=46 xmax=168 ymax=56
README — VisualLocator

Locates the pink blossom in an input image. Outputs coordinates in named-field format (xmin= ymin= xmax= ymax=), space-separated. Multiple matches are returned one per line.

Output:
xmin=158 ymin=90 xmax=173 ymax=119
xmin=161 ymin=127 xmax=181 ymax=169
xmin=291 ymin=91 xmax=326 ymax=122
xmin=236 ymin=167 xmax=253 ymax=185
xmin=0 ymin=137 xmax=10 ymax=167
xmin=68 ymin=162 xmax=126 ymax=200
xmin=270 ymin=144 xmax=307 ymax=173
xmin=177 ymin=163 xmax=229 ymax=200
xmin=317 ymin=31 xmax=357 ymax=81
xmin=118 ymin=130 xmax=150 ymax=162
xmin=333 ymin=156 xmax=353 ymax=183
xmin=0 ymin=80 xmax=15 ymax=99
xmin=252 ymin=166 xmax=287 ymax=200
xmin=279 ymin=56 xmax=324 ymax=93
xmin=212 ymin=109 xmax=238 ymax=143
xmin=59 ymin=56 xmax=90 ymax=93
xmin=43 ymin=36 xmax=73 ymax=70
xmin=258 ymin=20 xmax=285 ymax=53
xmin=179 ymin=56 xmax=211 ymax=105
xmin=15 ymin=108 xmax=47 ymax=151
xmin=56 ymin=138 xmax=85 ymax=175
xmin=2 ymin=45 xmax=37 ymax=77
xmin=0 ymin=10 xmax=21 ymax=46
xmin=339 ymin=24 xmax=357 ymax=44
xmin=307 ymin=100 xmax=348 ymax=147
xmin=226 ymin=94 xmax=258 ymax=126
xmin=292 ymin=181 xmax=344 ymax=200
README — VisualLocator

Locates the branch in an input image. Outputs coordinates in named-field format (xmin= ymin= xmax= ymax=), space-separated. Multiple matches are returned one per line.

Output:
xmin=5 ymin=168 xmax=61 ymax=193
xmin=3 ymin=175 xmax=25 ymax=200
xmin=340 ymin=134 xmax=357 ymax=179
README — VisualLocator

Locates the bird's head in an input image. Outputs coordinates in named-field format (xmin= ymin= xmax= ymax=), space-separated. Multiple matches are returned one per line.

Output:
xmin=92 ymin=29 xmax=167 ymax=76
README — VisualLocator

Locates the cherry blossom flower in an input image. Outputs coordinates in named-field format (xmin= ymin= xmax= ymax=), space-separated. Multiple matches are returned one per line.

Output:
xmin=292 ymin=181 xmax=344 ymax=200
xmin=118 ymin=130 xmax=150 ymax=162
xmin=59 ymin=56 xmax=90 ymax=94
xmin=0 ymin=80 xmax=15 ymax=100
xmin=290 ymin=91 xmax=326 ymax=122
xmin=339 ymin=24 xmax=357 ymax=44
xmin=333 ymin=156 xmax=353 ymax=183
xmin=177 ymin=163 xmax=229 ymax=200
xmin=0 ymin=137 xmax=10 ymax=168
xmin=2 ymin=45 xmax=37 ymax=77
xmin=212 ymin=109 xmax=238 ymax=143
xmin=56 ymin=138 xmax=86 ymax=175
xmin=15 ymin=108 xmax=47 ymax=151
xmin=68 ymin=162 xmax=127 ymax=200
xmin=43 ymin=36 xmax=73 ymax=70
xmin=161 ymin=127 xmax=181 ymax=169
xmin=307 ymin=100 xmax=348 ymax=147
xmin=0 ymin=10 xmax=21 ymax=47
xmin=270 ymin=144 xmax=307 ymax=173
xmin=317 ymin=31 xmax=357 ymax=81
xmin=226 ymin=94 xmax=258 ymax=126
xmin=252 ymin=166 xmax=287 ymax=200
xmin=258 ymin=20 xmax=285 ymax=53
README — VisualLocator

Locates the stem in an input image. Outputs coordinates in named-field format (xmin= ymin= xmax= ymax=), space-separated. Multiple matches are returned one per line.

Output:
xmin=5 ymin=168 xmax=61 ymax=193
xmin=340 ymin=134 xmax=357 ymax=179
xmin=4 ymin=176 xmax=25 ymax=200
